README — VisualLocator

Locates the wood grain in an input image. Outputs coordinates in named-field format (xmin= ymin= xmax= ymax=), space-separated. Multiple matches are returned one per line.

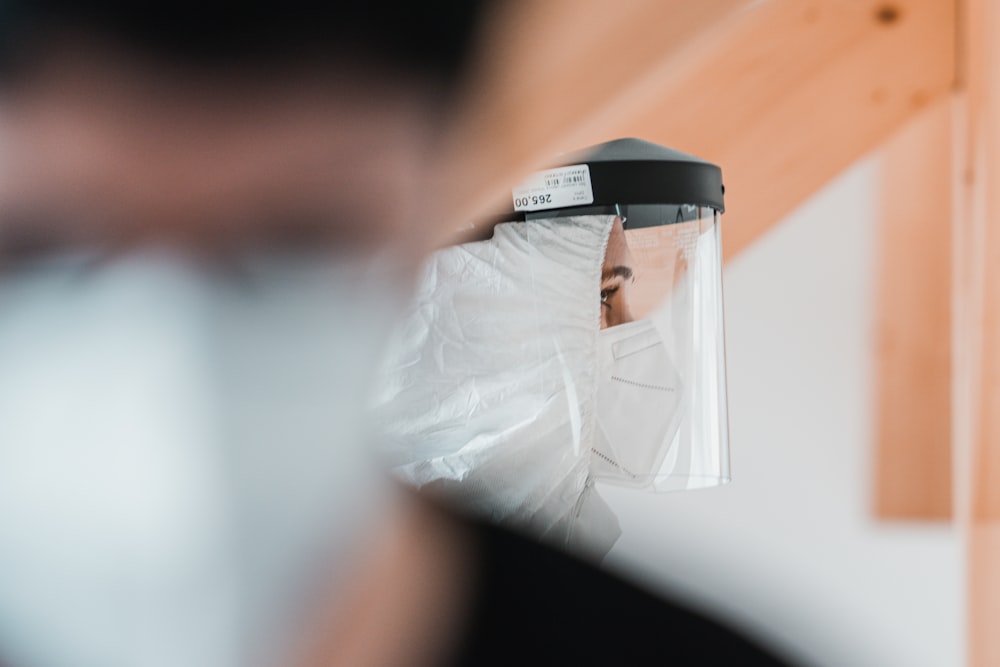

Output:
xmin=873 ymin=99 xmax=953 ymax=520
xmin=959 ymin=0 xmax=1000 ymax=661
xmin=440 ymin=0 xmax=956 ymax=263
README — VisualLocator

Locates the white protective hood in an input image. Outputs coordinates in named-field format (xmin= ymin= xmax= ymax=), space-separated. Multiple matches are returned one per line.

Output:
xmin=375 ymin=215 xmax=620 ymax=558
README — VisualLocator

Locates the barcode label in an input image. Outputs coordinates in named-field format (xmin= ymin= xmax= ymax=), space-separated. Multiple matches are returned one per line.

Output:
xmin=512 ymin=164 xmax=593 ymax=212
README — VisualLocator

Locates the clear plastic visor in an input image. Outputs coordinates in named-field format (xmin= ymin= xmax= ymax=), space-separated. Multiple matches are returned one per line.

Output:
xmin=530 ymin=204 xmax=730 ymax=491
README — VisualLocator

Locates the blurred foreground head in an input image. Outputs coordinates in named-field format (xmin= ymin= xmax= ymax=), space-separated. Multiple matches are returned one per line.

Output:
xmin=0 ymin=2 xmax=486 ymax=252
xmin=0 ymin=3 xmax=492 ymax=667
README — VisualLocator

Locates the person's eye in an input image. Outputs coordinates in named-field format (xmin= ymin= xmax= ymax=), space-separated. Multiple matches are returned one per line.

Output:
xmin=600 ymin=285 xmax=619 ymax=305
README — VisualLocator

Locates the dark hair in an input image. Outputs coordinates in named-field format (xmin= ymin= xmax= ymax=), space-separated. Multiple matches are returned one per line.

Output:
xmin=0 ymin=1 xmax=493 ymax=92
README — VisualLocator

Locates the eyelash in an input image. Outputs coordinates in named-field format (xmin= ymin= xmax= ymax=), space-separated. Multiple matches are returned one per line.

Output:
xmin=600 ymin=285 xmax=619 ymax=305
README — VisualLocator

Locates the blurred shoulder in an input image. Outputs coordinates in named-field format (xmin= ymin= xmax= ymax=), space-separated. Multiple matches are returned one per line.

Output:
xmin=442 ymin=509 xmax=796 ymax=667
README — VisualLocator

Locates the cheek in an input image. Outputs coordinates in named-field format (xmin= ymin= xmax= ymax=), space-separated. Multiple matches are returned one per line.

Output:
xmin=621 ymin=282 xmax=635 ymax=306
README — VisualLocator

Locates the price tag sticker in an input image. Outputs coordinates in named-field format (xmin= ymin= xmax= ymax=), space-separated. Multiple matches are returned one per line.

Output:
xmin=512 ymin=164 xmax=593 ymax=212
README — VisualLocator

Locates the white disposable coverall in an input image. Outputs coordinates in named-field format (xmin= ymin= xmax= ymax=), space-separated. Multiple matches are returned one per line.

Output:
xmin=376 ymin=215 xmax=621 ymax=558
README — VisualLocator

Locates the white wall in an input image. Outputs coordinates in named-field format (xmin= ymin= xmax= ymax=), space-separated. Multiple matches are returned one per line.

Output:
xmin=601 ymin=155 xmax=964 ymax=667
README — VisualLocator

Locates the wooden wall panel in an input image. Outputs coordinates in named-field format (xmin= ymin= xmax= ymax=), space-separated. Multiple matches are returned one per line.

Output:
xmin=873 ymin=100 xmax=953 ymax=519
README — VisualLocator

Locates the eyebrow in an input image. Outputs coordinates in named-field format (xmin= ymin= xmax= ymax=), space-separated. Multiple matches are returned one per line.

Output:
xmin=602 ymin=265 xmax=634 ymax=281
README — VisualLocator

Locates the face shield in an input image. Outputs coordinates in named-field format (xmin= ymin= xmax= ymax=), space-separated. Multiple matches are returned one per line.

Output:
xmin=375 ymin=138 xmax=730 ymax=556
xmin=543 ymin=203 xmax=728 ymax=491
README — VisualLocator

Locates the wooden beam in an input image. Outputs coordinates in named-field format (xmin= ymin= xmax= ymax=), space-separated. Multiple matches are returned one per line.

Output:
xmin=439 ymin=0 xmax=747 ymax=243
xmin=960 ymin=0 xmax=1000 ymax=662
xmin=620 ymin=0 xmax=956 ymax=260
xmin=440 ymin=0 xmax=956 ymax=261
xmin=964 ymin=0 xmax=1000 ymax=526
xmin=873 ymin=99 xmax=953 ymax=520
xmin=970 ymin=527 xmax=1000 ymax=667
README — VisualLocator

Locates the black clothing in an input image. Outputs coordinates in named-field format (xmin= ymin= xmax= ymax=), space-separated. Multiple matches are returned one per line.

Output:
xmin=447 ymin=516 xmax=796 ymax=666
